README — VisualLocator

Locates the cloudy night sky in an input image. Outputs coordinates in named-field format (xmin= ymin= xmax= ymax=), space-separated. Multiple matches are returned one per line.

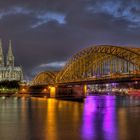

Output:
xmin=0 ymin=0 xmax=140 ymax=80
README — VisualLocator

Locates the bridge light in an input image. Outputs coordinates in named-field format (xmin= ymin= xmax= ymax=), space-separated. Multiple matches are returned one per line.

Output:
xmin=21 ymin=87 xmax=28 ymax=93
xmin=106 ymin=84 xmax=109 ymax=87
xmin=21 ymin=88 xmax=25 ymax=92
xmin=84 ymin=85 xmax=87 ymax=96
xmin=43 ymin=88 xmax=47 ymax=92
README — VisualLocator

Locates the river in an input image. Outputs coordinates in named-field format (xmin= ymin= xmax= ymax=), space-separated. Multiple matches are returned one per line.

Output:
xmin=0 ymin=95 xmax=140 ymax=140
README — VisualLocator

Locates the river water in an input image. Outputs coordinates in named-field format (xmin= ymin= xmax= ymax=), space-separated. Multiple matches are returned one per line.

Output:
xmin=0 ymin=95 xmax=140 ymax=140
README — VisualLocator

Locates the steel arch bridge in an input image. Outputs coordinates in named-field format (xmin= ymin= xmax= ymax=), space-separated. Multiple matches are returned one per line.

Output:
xmin=56 ymin=45 xmax=140 ymax=84
xmin=32 ymin=71 xmax=57 ymax=85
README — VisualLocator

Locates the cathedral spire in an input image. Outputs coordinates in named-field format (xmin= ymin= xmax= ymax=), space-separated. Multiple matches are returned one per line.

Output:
xmin=8 ymin=40 xmax=13 ymax=56
xmin=7 ymin=40 xmax=14 ymax=67
xmin=0 ymin=39 xmax=4 ymax=66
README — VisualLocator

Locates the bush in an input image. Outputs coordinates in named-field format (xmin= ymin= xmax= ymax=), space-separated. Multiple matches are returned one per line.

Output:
xmin=0 ymin=80 xmax=20 ymax=89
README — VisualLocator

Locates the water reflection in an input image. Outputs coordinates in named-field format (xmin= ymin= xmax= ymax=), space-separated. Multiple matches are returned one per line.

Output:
xmin=82 ymin=97 xmax=96 ymax=139
xmin=103 ymin=96 xmax=117 ymax=140
xmin=45 ymin=99 xmax=57 ymax=140
xmin=82 ymin=96 xmax=118 ymax=140
xmin=0 ymin=96 xmax=139 ymax=140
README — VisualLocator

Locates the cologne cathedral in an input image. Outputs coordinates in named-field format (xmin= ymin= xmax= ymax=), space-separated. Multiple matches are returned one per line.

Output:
xmin=0 ymin=40 xmax=23 ymax=81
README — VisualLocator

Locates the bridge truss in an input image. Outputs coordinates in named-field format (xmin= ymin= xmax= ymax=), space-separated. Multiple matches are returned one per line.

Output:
xmin=32 ymin=71 xmax=57 ymax=85
xmin=56 ymin=45 xmax=140 ymax=83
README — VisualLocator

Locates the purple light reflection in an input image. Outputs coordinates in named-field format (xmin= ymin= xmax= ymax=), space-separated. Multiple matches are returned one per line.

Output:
xmin=81 ymin=96 xmax=97 ymax=139
xmin=111 ymin=83 xmax=117 ymax=86
xmin=81 ymin=96 xmax=118 ymax=140
xmin=103 ymin=96 xmax=118 ymax=140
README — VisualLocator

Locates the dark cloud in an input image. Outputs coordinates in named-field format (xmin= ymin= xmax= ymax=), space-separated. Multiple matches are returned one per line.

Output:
xmin=0 ymin=0 xmax=140 ymax=80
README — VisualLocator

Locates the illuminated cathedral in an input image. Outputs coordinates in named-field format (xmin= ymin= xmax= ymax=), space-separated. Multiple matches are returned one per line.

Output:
xmin=0 ymin=40 xmax=23 ymax=81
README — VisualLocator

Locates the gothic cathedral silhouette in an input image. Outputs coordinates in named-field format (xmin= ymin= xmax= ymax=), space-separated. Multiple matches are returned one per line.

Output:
xmin=0 ymin=40 xmax=23 ymax=81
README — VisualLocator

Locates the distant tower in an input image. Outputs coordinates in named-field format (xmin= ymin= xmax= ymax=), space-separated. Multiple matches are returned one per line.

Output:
xmin=0 ymin=39 xmax=4 ymax=67
xmin=6 ymin=40 xmax=14 ymax=67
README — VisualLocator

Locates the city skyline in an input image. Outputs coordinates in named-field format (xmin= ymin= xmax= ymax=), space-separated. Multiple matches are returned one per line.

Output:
xmin=0 ymin=0 xmax=140 ymax=80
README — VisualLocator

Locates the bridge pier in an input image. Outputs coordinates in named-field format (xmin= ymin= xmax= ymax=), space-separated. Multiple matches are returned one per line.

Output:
xmin=49 ymin=86 xmax=56 ymax=98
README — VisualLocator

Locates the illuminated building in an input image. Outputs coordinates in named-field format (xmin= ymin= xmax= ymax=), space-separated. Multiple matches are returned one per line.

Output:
xmin=0 ymin=40 xmax=23 ymax=81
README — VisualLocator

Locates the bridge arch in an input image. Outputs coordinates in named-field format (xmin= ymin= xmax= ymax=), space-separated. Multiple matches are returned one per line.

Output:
xmin=56 ymin=45 xmax=140 ymax=83
xmin=32 ymin=71 xmax=57 ymax=85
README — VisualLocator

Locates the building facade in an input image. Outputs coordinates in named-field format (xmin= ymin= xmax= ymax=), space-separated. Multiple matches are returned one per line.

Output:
xmin=0 ymin=40 xmax=23 ymax=81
